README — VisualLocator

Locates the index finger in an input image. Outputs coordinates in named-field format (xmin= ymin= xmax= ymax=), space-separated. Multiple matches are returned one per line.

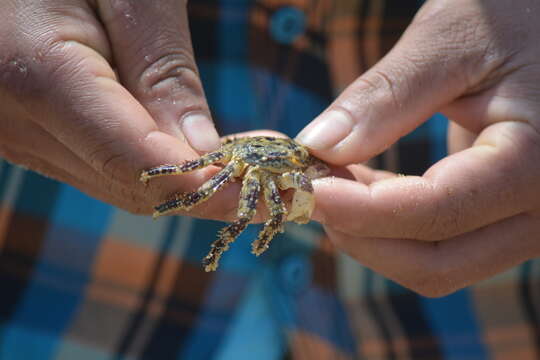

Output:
xmin=313 ymin=121 xmax=540 ymax=240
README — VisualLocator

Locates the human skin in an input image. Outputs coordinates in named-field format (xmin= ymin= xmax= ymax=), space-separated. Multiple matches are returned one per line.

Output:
xmin=3 ymin=0 xmax=539 ymax=297
xmin=0 ymin=0 xmax=260 ymax=220
xmin=296 ymin=0 xmax=540 ymax=297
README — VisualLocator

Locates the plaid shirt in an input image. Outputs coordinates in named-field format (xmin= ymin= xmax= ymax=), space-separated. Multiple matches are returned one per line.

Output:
xmin=1 ymin=1 xmax=539 ymax=359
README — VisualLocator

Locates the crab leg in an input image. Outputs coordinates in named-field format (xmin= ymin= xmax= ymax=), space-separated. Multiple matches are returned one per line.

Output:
xmin=152 ymin=160 xmax=242 ymax=218
xmin=140 ymin=150 xmax=228 ymax=184
xmin=277 ymin=171 xmax=314 ymax=224
xmin=202 ymin=167 xmax=262 ymax=272
xmin=252 ymin=176 xmax=287 ymax=256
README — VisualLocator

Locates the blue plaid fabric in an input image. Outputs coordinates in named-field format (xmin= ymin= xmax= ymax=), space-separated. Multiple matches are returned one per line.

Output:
xmin=1 ymin=1 xmax=539 ymax=359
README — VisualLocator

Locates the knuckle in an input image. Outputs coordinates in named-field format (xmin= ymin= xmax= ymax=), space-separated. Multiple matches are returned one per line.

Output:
xmin=401 ymin=247 xmax=461 ymax=298
xmin=0 ymin=41 xmax=88 ymax=103
xmin=410 ymin=279 xmax=457 ymax=298
xmin=352 ymin=62 xmax=415 ymax=128
xmin=0 ymin=53 xmax=44 ymax=100
xmin=42 ymin=41 xmax=92 ymax=85
xmin=371 ymin=69 xmax=403 ymax=112
xmin=0 ymin=4 xmax=99 ymax=101
xmin=138 ymin=52 xmax=204 ymax=101
xmin=356 ymin=68 xmax=401 ymax=109
xmin=87 ymin=144 xmax=137 ymax=186
xmin=405 ymin=270 xmax=457 ymax=298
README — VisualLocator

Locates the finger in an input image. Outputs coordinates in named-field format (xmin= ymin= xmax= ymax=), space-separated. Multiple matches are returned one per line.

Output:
xmin=1 ymin=110 xmax=105 ymax=184
xmin=341 ymin=163 xmax=397 ymax=184
xmin=313 ymin=121 xmax=540 ymax=240
xmin=0 ymin=114 xmax=152 ymax=209
xmin=0 ymin=147 xmax=148 ymax=213
xmin=447 ymin=121 xmax=477 ymax=154
xmin=296 ymin=0 xmax=500 ymax=165
xmin=96 ymin=0 xmax=220 ymax=153
xmin=325 ymin=211 xmax=540 ymax=297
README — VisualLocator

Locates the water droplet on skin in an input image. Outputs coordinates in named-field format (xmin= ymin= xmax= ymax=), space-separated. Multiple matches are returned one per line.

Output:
xmin=124 ymin=13 xmax=136 ymax=26
xmin=11 ymin=60 xmax=28 ymax=77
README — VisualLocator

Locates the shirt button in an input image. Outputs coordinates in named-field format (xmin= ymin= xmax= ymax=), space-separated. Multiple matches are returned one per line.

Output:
xmin=269 ymin=6 xmax=306 ymax=44
xmin=278 ymin=255 xmax=312 ymax=294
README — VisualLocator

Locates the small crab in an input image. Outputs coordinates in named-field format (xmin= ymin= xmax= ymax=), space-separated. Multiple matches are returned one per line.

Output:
xmin=140 ymin=136 xmax=329 ymax=272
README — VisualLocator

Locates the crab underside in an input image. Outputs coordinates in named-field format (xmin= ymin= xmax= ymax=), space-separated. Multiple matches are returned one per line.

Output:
xmin=140 ymin=136 xmax=329 ymax=271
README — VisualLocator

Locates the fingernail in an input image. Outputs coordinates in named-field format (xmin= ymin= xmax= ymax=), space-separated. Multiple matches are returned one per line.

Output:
xmin=296 ymin=110 xmax=354 ymax=150
xmin=181 ymin=113 xmax=221 ymax=153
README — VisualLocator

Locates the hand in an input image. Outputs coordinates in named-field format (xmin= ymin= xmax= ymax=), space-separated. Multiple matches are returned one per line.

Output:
xmin=0 ymin=0 xmax=235 ymax=218
xmin=297 ymin=0 xmax=540 ymax=296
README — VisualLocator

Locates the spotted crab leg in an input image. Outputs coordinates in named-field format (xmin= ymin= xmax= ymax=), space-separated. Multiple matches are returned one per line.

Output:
xmin=251 ymin=175 xmax=287 ymax=256
xmin=202 ymin=167 xmax=262 ymax=272
xmin=152 ymin=160 xmax=243 ymax=218
xmin=277 ymin=171 xmax=314 ymax=224
xmin=140 ymin=150 xmax=228 ymax=184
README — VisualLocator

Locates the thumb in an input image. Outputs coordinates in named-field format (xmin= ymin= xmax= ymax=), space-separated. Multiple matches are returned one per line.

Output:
xmin=296 ymin=3 xmax=482 ymax=165
xmin=97 ymin=0 xmax=220 ymax=154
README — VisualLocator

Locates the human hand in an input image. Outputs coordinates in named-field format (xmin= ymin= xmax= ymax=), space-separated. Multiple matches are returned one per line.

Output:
xmin=296 ymin=0 xmax=540 ymax=296
xmin=0 ymin=0 xmax=240 ymax=218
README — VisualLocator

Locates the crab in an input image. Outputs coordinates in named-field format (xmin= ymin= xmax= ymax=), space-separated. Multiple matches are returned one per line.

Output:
xmin=140 ymin=136 xmax=329 ymax=272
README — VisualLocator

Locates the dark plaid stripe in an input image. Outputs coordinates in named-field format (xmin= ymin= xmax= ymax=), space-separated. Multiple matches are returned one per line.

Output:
xmin=387 ymin=281 xmax=443 ymax=359
xmin=520 ymin=261 xmax=540 ymax=358
xmin=114 ymin=217 xmax=182 ymax=358
xmin=364 ymin=270 xmax=398 ymax=360
xmin=0 ymin=162 xmax=11 ymax=200
xmin=0 ymin=173 xmax=61 ymax=325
